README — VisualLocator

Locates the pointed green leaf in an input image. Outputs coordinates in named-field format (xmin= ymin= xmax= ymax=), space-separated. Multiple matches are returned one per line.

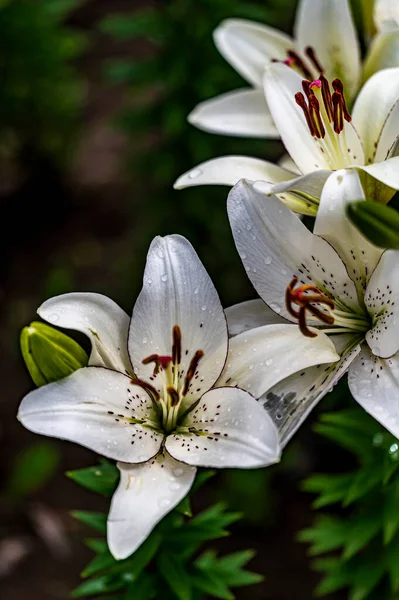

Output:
xmin=157 ymin=552 xmax=192 ymax=600
xmin=71 ymin=511 xmax=107 ymax=533
xmin=67 ymin=459 xmax=119 ymax=496
xmin=347 ymin=200 xmax=399 ymax=249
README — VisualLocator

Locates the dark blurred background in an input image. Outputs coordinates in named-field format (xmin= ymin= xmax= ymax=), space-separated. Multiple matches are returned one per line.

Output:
xmin=0 ymin=1 xmax=348 ymax=598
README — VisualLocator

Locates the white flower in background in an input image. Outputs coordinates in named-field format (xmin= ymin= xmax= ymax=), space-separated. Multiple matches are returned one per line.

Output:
xmin=188 ymin=0 xmax=361 ymax=139
xmin=17 ymin=235 xmax=339 ymax=559
xmin=176 ymin=65 xmax=399 ymax=215
xmin=187 ymin=0 xmax=399 ymax=141
xmin=227 ymin=171 xmax=399 ymax=446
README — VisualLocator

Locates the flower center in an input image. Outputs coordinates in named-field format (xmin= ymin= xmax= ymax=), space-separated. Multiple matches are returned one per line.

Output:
xmin=140 ymin=325 xmax=204 ymax=434
xmin=295 ymin=74 xmax=353 ymax=169
xmin=286 ymin=276 xmax=371 ymax=338
xmin=285 ymin=276 xmax=335 ymax=337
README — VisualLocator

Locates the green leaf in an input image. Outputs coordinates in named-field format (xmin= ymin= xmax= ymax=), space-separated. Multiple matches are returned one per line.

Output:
xmin=6 ymin=441 xmax=60 ymax=499
xmin=72 ymin=574 xmax=124 ymax=597
xmin=126 ymin=530 xmax=162 ymax=577
xmin=20 ymin=321 xmax=88 ymax=387
xmin=99 ymin=10 xmax=162 ymax=40
xmin=124 ymin=572 xmax=157 ymax=599
xmin=81 ymin=549 xmax=116 ymax=578
xmin=71 ymin=511 xmax=107 ymax=534
xmin=67 ymin=459 xmax=119 ymax=496
xmin=346 ymin=200 xmax=399 ymax=249
xmin=191 ymin=569 xmax=234 ymax=600
xmin=302 ymin=473 xmax=354 ymax=508
xmin=298 ymin=517 xmax=347 ymax=555
xmin=344 ymin=464 xmax=382 ymax=505
xmin=157 ymin=552 xmax=192 ymax=600
xmin=342 ymin=511 xmax=382 ymax=560
xmin=176 ymin=495 xmax=192 ymax=517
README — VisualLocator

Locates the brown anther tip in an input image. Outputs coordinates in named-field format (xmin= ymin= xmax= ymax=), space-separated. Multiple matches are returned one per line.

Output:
xmin=305 ymin=46 xmax=324 ymax=73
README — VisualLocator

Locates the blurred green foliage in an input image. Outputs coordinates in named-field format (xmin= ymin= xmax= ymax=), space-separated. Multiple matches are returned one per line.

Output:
xmin=5 ymin=441 xmax=61 ymax=501
xmin=69 ymin=463 xmax=263 ymax=600
xmin=300 ymin=407 xmax=399 ymax=599
xmin=0 ymin=0 xmax=86 ymax=171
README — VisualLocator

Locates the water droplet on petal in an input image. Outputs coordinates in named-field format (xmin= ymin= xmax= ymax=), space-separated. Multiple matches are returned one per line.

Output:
xmin=264 ymin=256 xmax=272 ymax=265
xmin=270 ymin=302 xmax=281 ymax=314
xmin=161 ymin=274 xmax=168 ymax=282
xmin=169 ymin=482 xmax=181 ymax=492
xmin=173 ymin=468 xmax=184 ymax=477
xmin=158 ymin=497 xmax=172 ymax=508
xmin=188 ymin=168 xmax=202 ymax=179
xmin=49 ymin=313 xmax=59 ymax=323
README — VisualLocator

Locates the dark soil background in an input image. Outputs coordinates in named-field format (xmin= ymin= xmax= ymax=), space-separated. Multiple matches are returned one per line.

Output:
xmin=0 ymin=1 xmax=348 ymax=598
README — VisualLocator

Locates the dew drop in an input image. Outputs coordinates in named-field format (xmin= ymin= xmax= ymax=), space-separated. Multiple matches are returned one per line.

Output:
xmin=266 ymin=358 xmax=273 ymax=366
xmin=161 ymin=274 xmax=168 ymax=282
xmin=188 ymin=168 xmax=202 ymax=179
xmin=201 ymin=305 xmax=207 ymax=311
xmin=239 ymin=252 xmax=247 ymax=259
xmin=158 ymin=497 xmax=172 ymax=508
xmin=173 ymin=468 xmax=184 ymax=477
xmin=264 ymin=256 xmax=272 ymax=265
xmin=49 ymin=313 xmax=59 ymax=323
xmin=147 ymin=278 xmax=152 ymax=285
xmin=270 ymin=302 xmax=281 ymax=314
xmin=169 ymin=482 xmax=181 ymax=492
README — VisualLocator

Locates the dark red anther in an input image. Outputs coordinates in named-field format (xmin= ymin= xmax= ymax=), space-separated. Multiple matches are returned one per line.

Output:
xmin=308 ymin=94 xmax=325 ymax=138
xmin=295 ymin=92 xmax=317 ymax=136
xmin=182 ymin=349 xmax=204 ymax=396
xmin=172 ymin=325 xmax=182 ymax=365
xmin=332 ymin=92 xmax=344 ymax=134
xmin=319 ymin=74 xmax=333 ymax=122
xmin=332 ymin=79 xmax=352 ymax=122
xmin=305 ymin=46 xmax=324 ymax=73
xmin=287 ymin=49 xmax=312 ymax=80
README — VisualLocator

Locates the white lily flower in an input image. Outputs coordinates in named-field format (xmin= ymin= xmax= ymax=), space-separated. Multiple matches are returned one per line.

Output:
xmin=188 ymin=0 xmax=361 ymax=139
xmin=176 ymin=64 xmax=399 ymax=215
xmin=17 ymin=234 xmax=339 ymax=559
xmin=227 ymin=171 xmax=399 ymax=446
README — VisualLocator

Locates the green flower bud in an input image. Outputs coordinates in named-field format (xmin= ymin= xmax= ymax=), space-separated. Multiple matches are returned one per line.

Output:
xmin=346 ymin=200 xmax=399 ymax=249
xmin=20 ymin=321 xmax=88 ymax=387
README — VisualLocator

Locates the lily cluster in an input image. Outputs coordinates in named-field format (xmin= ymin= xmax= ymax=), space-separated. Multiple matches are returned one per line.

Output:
xmin=16 ymin=0 xmax=399 ymax=565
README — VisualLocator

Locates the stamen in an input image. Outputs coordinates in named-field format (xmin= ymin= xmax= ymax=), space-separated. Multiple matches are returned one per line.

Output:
xmin=319 ymin=74 xmax=333 ymax=121
xmin=285 ymin=276 xmax=335 ymax=337
xmin=167 ymin=387 xmax=180 ymax=406
xmin=172 ymin=325 xmax=182 ymax=365
xmin=332 ymin=79 xmax=351 ymax=122
xmin=287 ymin=50 xmax=312 ymax=80
xmin=295 ymin=92 xmax=317 ymax=136
xmin=308 ymin=94 xmax=325 ymax=138
xmin=130 ymin=378 xmax=160 ymax=402
xmin=305 ymin=46 xmax=324 ymax=73
xmin=182 ymin=350 xmax=204 ymax=396
xmin=332 ymin=92 xmax=344 ymax=133
xmin=142 ymin=354 xmax=172 ymax=376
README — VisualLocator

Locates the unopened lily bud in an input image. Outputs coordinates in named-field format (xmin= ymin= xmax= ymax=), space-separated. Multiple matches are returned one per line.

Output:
xmin=20 ymin=321 xmax=88 ymax=387
xmin=346 ymin=200 xmax=399 ymax=249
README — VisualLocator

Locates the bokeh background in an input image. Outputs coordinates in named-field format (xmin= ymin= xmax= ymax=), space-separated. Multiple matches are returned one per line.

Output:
xmin=0 ymin=0 xmax=356 ymax=598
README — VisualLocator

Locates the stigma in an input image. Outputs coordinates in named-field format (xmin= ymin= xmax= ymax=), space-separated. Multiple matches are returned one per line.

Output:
xmin=285 ymin=276 xmax=335 ymax=338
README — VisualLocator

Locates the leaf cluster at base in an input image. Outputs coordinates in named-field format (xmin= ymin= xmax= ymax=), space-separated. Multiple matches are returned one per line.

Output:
xmin=68 ymin=463 xmax=263 ymax=600
xmin=299 ymin=408 xmax=399 ymax=600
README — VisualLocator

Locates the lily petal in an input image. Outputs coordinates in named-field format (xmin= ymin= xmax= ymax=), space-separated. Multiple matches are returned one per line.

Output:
xmin=188 ymin=89 xmax=278 ymax=138
xmin=225 ymin=299 xmax=287 ymax=337
xmin=356 ymin=157 xmax=399 ymax=200
xmin=348 ymin=345 xmax=399 ymax=438
xmin=217 ymin=324 xmax=339 ymax=399
xmin=166 ymin=386 xmax=280 ymax=468
xmin=17 ymin=367 xmax=164 ymax=463
xmin=214 ymin=18 xmax=293 ymax=87
xmin=374 ymin=0 xmax=399 ymax=33
xmin=108 ymin=454 xmax=196 ymax=560
xmin=129 ymin=235 xmax=228 ymax=401
xmin=38 ymin=293 xmax=131 ymax=374
xmin=278 ymin=153 xmax=301 ymax=174
xmin=174 ymin=156 xmax=295 ymax=190
xmin=262 ymin=338 xmax=361 ymax=446
xmin=364 ymin=32 xmax=399 ymax=81
xmin=365 ymin=250 xmax=399 ymax=359
xmin=295 ymin=0 xmax=361 ymax=100
xmin=254 ymin=169 xmax=331 ymax=216
xmin=227 ymin=180 xmax=360 ymax=322
xmin=352 ymin=68 xmax=399 ymax=163
xmin=314 ymin=170 xmax=383 ymax=295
